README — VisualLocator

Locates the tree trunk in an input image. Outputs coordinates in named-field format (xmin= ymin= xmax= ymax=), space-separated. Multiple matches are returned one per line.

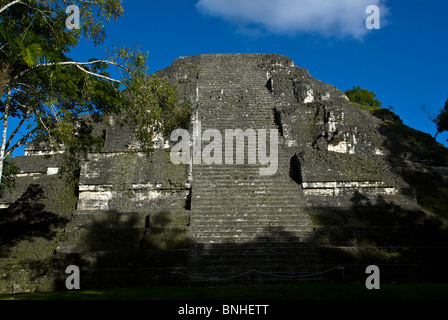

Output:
xmin=0 ymin=89 xmax=11 ymax=185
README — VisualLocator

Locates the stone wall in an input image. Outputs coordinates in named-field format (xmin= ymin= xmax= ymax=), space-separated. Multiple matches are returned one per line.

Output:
xmin=0 ymin=155 xmax=77 ymax=293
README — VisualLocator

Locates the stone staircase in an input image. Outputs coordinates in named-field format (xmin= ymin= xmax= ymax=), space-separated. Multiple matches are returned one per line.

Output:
xmin=184 ymin=55 xmax=323 ymax=284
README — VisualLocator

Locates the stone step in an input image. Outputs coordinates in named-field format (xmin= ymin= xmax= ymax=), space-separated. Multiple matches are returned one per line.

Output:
xmin=199 ymin=113 xmax=275 ymax=117
xmin=191 ymin=177 xmax=299 ymax=184
xmin=189 ymin=252 xmax=320 ymax=264
xmin=198 ymin=121 xmax=277 ymax=125
xmin=189 ymin=159 xmax=292 ymax=166
xmin=192 ymin=180 xmax=299 ymax=186
xmin=191 ymin=210 xmax=309 ymax=215
xmin=189 ymin=229 xmax=314 ymax=236
xmin=191 ymin=203 xmax=305 ymax=209
xmin=189 ymin=227 xmax=315 ymax=235
xmin=198 ymin=112 xmax=275 ymax=116
xmin=190 ymin=226 xmax=313 ymax=233
xmin=190 ymin=213 xmax=311 ymax=219
xmin=192 ymin=191 xmax=302 ymax=197
xmin=192 ymin=187 xmax=302 ymax=194
xmin=198 ymin=122 xmax=278 ymax=128
xmin=191 ymin=156 xmax=292 ymax=166
xmin=190 ymin=216 xmax=310 ymax=224
xmin=187 ymin=145 xmax=289 ymax=150
xmin=193 ymin=186 xmax=301 ymax=192
xmin=192 ymin=177 xmax=294 ymax=183
xmin=189 ymin=241 xmax=317 ymax=250
xmin=188 ymin=258 xmax=322 ymax=269
xmin=189 ymin=239 xmax=318 ymax=249
xmin=192 ymin=185 xmax=301 ymax=191
xmin=189 ymin=234 xmax=315 ymax=243
xmin=192 ymin=169 xmax=292 ymax=176
xmin=191 ymin=209 xmax=306 ymax=216
xmin=191 ymin=204 xmax=306 ymax=211
xmin=192 ymin=173 xmax=293 ymax=180
xmin=191 ymin=217 xmax=311 ymax=223
xmin=191 ymin=210 xmax=307 ymax=217
xmin=192 ymin=185 xmax=302 ymax=191
xmin=189 ymin=255 xmax=322 ymax=266
xmin=191 ymin=221 xmax=307 ymax=229
xmin=190 ymin=221 xmax=313 ymax=228
xmin=198 ymin=120 xmax=277 ymax=124
xmin=182 ymin=264 xmax=328 ymax=279
xmin=191 ymin=160 xmax=293 ymax=168
xmin=192 ymin=182 xmax=298 ymax=188
xmin=191 ymin=201 xmax=304 ymax=207
xmin=192 ymin=177 xmax=296 ymax=184
xmin=189 ymin=222 xmax=313 ymax=229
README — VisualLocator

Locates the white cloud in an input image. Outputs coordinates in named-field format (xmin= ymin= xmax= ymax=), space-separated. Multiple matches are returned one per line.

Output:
xmin=196 ymin=0 xmax=388 ymax=39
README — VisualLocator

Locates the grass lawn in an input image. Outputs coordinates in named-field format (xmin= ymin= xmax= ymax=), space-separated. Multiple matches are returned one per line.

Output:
xmin=1 ymin=283 xmax=448 ymax=300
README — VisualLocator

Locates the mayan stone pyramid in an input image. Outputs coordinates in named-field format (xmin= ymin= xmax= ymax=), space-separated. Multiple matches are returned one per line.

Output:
xmin=1 ymin=54 xmax=447 ymax=293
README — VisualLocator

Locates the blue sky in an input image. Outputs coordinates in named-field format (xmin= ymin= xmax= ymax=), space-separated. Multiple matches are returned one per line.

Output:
xmin=20 ymin=0 xmax=448 ymax=155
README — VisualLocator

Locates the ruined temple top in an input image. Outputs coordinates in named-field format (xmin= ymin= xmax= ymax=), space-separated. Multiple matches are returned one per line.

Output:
xmin=174 ymin=53 xmax=298 ymax=66
xmin=156 ymin=52 xmax=349 ymax=108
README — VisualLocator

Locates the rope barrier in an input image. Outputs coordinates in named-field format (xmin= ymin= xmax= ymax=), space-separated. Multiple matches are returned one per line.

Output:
xmin=170 ymin=265 xmax=345 ymax=282
xmin=252 ymin=265 xmax=345 ymax=279
xmin=171 ymin=270 xmax=254 ymax=281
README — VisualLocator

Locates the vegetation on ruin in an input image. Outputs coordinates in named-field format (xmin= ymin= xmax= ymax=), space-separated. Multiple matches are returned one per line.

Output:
xmin=434 ymin=97 xmax=448 ymax=140
xmin=345 ymin=86 xmax=382 ymax=108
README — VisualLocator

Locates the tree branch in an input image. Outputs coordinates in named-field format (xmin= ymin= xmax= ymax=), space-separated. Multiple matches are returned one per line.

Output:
xmin=36 ymin=115 xmax=61 ymax=153
xmin=419 ymin=104 xmax=437 ymax=124
xmin=4 ymin=103 xmax=32 ymax=150
xmin=75 ymin=64 xmax=122 ymax=83
xmin=4 ymin=127 xmax=38 ymax=157
xmin=0 ymin=0 xmax=22 ymax=15
xmin=14 ymin=60 xmax=127 ymax=82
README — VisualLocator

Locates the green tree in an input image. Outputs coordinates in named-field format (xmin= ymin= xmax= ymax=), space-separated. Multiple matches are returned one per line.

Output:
xmin=0 ymin=0 xmax=190 ymax=187
xmin=435 ymin=97 xmax=448 ymax=140
xmin=345 ymin=86 xmax=382 ymax=108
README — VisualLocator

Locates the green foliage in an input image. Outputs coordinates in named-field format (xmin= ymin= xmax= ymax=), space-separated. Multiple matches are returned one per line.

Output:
xmin=435 ymin=97 xmax=448 ymax=137
xmin=345 ymin=86 xmax=382 ymax=108
xmin=14 ymin=38 xmax=42 ymax=67
xmin=113 ymin=47 xmax=191 ymax=152
xmin=0 ymin=0 xmax=126 ymax=162
xmin=0 ymin=160 xmax=18 ymax=196
xmin=123 ymin=74 xmax=191 ymax=152
xmin=0 ymin=0 xmax=191 ymax=187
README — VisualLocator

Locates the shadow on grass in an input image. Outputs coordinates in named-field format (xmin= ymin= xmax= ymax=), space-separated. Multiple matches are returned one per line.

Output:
xmin=3 ymin=283 xmax=448 ymax=300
